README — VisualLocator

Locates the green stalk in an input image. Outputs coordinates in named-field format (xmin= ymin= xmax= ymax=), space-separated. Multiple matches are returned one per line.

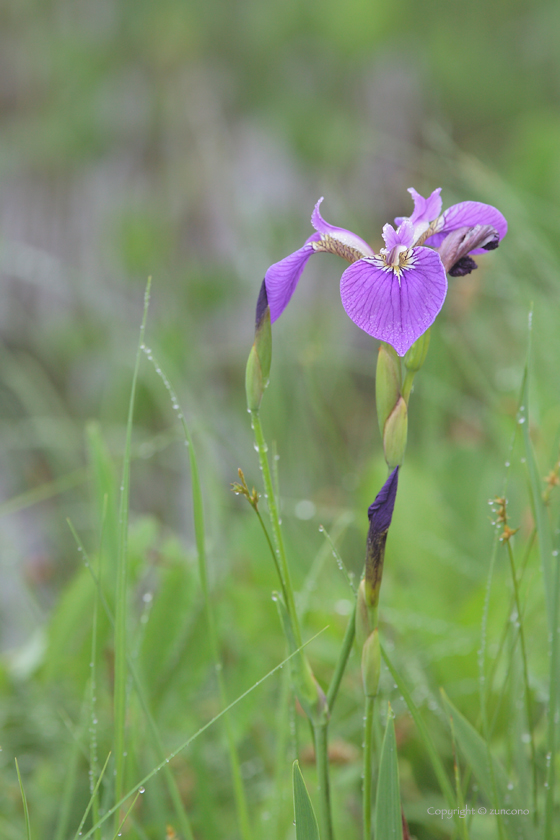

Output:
xmin=114 ymin=277 xmax=151 ymax=828
xmin=326 ymin=601 xmax=356 ymax=711
xmin=314 ymin=722 xmax=334 ymax=840
xmin=363 ymin=696 xmax=375 ymax=840
xmin=250 ymin=408 xmax=302 ymax=647
xmin=505 ymin=541 xmax=537 ymax=819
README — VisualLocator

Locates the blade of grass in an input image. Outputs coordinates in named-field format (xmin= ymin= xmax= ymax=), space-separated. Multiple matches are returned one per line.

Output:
xmin=72 ymin=751 xmax=112 ymax=840
xmin=441 ymin=691 xmax=530 ymax=840
xmin=519 ymin=314 xmax=554 ymax=636
xmin=293 ymin=760 xmax=320 ymax=840
xmin=380 ymin=645 xmax=458 ymax=823
xmin=80 ymin=628 xmax=327 ymax=840
xmin=363 ymin=695 xmax=375 ymax=840
xmin=143 ymin=346 xmax=252 ymax=840
xmin=505 ymin=539 xmax=537 ymax=818
xmin=110 ymin=792 xmax=141 ymax=840
xmin=374 ymin=705 xmax=402 ymax=840
xmin=449 ymin=714 xmax=470 ymax=840
xmin=15 ymin=758 xmax=31 ymax=840
xmin=544 ymin=527 xmax=560 ymax=839
xmin=113 ymin=277 xmax=152 ymax=829
xmin=67 ymin=521 xmax=194 ymax=840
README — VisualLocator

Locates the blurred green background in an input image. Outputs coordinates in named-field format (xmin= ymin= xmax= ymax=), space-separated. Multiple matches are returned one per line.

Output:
xmin=1 ymin=0 xmax=560 ymax=837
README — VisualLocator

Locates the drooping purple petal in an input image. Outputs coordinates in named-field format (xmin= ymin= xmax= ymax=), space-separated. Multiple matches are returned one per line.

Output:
xmin=264 ymin=233 xmax=321 ymax=323
xmin=311 ymin=198 xmax=374 ymax=257
xmin=340 ymin=248 xmax=447 ymax=356
xmin=436 ymin=224 xmax=499 ymax=275
xmin=426 ymin=201 xmax=507 ymax=254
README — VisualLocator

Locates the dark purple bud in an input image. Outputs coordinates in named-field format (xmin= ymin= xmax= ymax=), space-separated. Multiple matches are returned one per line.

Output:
xmin=365 ymin=468 xmax=399 ymax=609
xmin=449 ymin=256 xmax=478 ymax=277
xmin=368 ymin=467 xmax=399 ymax=531
xmin=255 ymin=279 xmax=269 ymax=330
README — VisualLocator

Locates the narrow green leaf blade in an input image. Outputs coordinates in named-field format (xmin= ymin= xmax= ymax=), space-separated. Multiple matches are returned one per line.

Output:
xmin=293 ymin=760 xmax=320 ymax=840
xmin=15 ymin=758 xmax=32 ymax=840
xmin=374 ymin=706 xmax=402 ymax=840
xmin=381 ymin=646 xmax=457 ymax=812
xmin=441 ymin=691 xmax=530 ymax=840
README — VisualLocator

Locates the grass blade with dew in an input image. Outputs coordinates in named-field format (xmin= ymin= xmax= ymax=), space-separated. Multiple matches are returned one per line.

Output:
xmin=80 ymin=628 xmax=327 ymax=840
xmin=380 ymin=645 xmax=459 ymax=825
xmin=110 ymin=792 xmax=141 ymax=840
xmin=544 ymin=512 xmax=560 ymax=839
xmin=449 ymin=714 xmax=470 ymax=840
xmin=67 ymin=520 xmax=194 ymax=840
xmin=72 ymin=751 xmax=112 ymax=840
xmin=519 ymin=312 xmax=554 ymax=635
xmin=293 ymin=760 xmax=321 ymax=840
xmin=141 ymin=346 xmax=252 ymax=840
xmin=317 ymin=518 xmax=356 ymax=595
xmin=113 ymin=276 xmax=151 ymax=828
xmin=441 ymin=690 xmax=530 ymax=840
xmin=15 ymin=758 xmax=32 ymax=840
xmin=374 ymin=705 xmax=403 ymax=840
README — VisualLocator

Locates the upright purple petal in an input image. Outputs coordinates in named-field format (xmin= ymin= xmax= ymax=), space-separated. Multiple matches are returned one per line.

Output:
xmin=381 ymin=220 xmax=415 ymax=252
xmin=340 ymin=248 xmax=447 ymax=356
xmin=426 ymin=201 xmax=507 ymax=254
xmin=264 ymin=233 xmax=320 ymax=323
xmin=311 ymin=198 xmax=374 ymax=257
xmin=395 ymin=188 xmax=442 ymax=239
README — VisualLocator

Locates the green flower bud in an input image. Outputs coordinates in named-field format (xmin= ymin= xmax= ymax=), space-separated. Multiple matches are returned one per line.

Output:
xmin=383 ymin=396 xmax=408 ymax=469
xmin=361 ymin=629 xmax=381 ymax=698
xmin=375 ymin=343 xmax=401 ymax=438
xmin=404 ymin=328 xmax=430 ymax=374
xmin=245 ymin=281 xmax=272 ymax=411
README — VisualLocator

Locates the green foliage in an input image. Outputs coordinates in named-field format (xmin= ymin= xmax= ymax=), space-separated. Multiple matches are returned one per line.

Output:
xmin=1 ymin=0 xmax=560 ymax=837
xmin=374 ymin=707 xmax=402 ymax=840
xmin=293 ymin=761 xmax=321 ymax=840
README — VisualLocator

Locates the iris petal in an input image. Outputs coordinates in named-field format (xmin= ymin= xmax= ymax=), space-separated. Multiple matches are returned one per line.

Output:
xmin=426 ymin=201 xmax=507 ymax=254
xmin=339 ymin=248 xmax=447 ymax=356
xmin=264 ymin=233 xmax=320 ymax=323
xmin=311 ymin=198 xmax=374 ymax=257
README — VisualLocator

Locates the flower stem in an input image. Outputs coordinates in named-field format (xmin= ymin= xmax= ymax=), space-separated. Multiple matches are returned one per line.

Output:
xmin=314 ymin=721 xmax=334 ymax=840
xmin=326 ymin=600 xmax=356 ymax=711
xmin=250 ymin=409 xmax=302 ymax=646
xmin=363 ymin=695 xmax=375 ymax=840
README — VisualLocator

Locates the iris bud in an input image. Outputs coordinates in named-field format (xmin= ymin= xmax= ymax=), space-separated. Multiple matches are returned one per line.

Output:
xmin=383 ymin=396 xmax=408 ymax=469
xmin=375 ymin=343 xmax=401 ymax=438
xmin=404 ymin=328 xmax=430 ymax=374
xmin=245 ymin=281 xmax=272 ymax=411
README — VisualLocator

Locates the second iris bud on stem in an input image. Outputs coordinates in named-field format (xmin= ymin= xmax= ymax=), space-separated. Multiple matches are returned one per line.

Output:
xmin=376 ymin=329 xmax=430 ymax=469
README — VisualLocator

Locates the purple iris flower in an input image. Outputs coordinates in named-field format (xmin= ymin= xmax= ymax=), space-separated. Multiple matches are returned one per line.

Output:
xmin=264 ymin=188 xmax=507 ymax=357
